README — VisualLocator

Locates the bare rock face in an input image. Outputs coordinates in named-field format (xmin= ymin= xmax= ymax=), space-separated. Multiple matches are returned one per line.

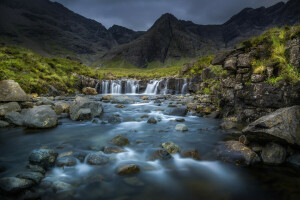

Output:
xmin=242 ymin=106 xmax=300 ymax=146
xmin=0 ymin=80 xmax=29 ymax=102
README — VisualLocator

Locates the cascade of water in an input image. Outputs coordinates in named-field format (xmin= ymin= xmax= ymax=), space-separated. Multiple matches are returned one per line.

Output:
xmin=144 ymin=80 xmax=161 ymax=95
xmin=101 ymin=80 xmax=109 ymax=94
xmin=163 ymin=79 xmax=169 ymax=95
xmin=111 ymin=80 xmax=122 ymax=94
xmin=181 ymin=79 xmax=188 ymax=94
xmin=125 ymin=80 xmax=139 ymax=94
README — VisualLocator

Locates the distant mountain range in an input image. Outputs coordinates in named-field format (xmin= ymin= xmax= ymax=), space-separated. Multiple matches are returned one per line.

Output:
xmin=0 ymin=0 xmax=299 ymax=67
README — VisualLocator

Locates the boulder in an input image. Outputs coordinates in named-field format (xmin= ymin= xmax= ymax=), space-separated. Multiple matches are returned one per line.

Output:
xmin=0 ymin=177 xmax=34 ymax=194
xmin=101 ymin=95 xmax=114 ymax=101
xmin=115 ymin=164 xmax=140 ymax=175
xmin=0 ymin=102 xmax=21 ymax=116
xmin=162 ymin=142 xmax=181 ymax=154
xmin=175 ymin=124 xmax=188 ymax=132
xmin=0 ymin=80 xmax=30 ymax=102
xmin=54 ymin=102 xmax=70 ymax=115
xmin=82 ymin=87 xmax=98 ymax=95
xmin=70 ymin=96 xmax=103 ymax=121
xmin=181 ymin=149 xmax=200 ymax=160
xmin=261 ymin=142 xmax=286 ymax=165
xmin=111 ymin=135 xmax=130 ymax=146
xmin=56 ymin=157 xmax=77 ymax=167
xmin=153 ymin=149 xmax=172 ymax=160
xmin=86 ymin=152 xmax=109 ymax=165
xmin=147 ymin=117 xmax=157 ymax=124
xmin=0 ymin=120 xmax=9 ymax=128
xmin=217 ymin=141 xmax=260 ymax=165
xmin=163 ymin=107 xmax=188 ymax=116
xmin=242 ymin=106 xmax=300 ymax=146
xmin=112 ymin=96 xmax=135 ymax=104
xmin=16 ymin=172 xmax=44 ymax=184
xmin=5 ymin=111 xmax=23 ymax=126
xmin=23 ymin=106 xmax=58 ymax=128
xmin=29 ymin=149 xmax=58 ymax=169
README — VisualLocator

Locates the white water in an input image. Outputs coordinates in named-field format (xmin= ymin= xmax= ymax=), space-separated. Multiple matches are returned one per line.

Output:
xmin=101 ymin=80 xmax=109 ymax=94
xmin=125 ymin=80 xmax=139 ymax=94
xmin=111 ymin=80 xmax=122 ymax=94
xmin=144 ymin=80 xmax=161 ymax=95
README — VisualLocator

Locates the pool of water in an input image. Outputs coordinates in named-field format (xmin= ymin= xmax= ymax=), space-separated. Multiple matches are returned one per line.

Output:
xmin=0 ymin=95 xmax=299 ymax=200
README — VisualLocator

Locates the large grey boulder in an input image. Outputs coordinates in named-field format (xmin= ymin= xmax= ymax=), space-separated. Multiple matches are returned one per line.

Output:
xmin=0 ymin=80 xmax=30 ymax=102
xmin=70 ymin=96 xmax=103 ymax=121
xmin=0 ymin=102 xmax=21 ymax=116
xmin=0 ymin=177 xmax=34 ymax=194
xmin=29 ymin=149 xmax=58 ymax=169
xmin=23 ymin=106 xmax=58 ymax=128
xmin=5 ymin=111 xmax=23 ymax=126
xmin=242 ymin=106 xmax=300 ymax=146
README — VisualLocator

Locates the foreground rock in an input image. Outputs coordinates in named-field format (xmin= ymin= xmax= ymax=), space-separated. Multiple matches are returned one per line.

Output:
xmin=70 ymin=96 xmax=103 ymax=121
xmin=0 ymin=102 xmax=21 ymax=116
xmin=29 ymin=149 xmax=58 ymax=169
xmin=23 ymin=106 xmax=58 ymax=128
xmin=261 ymin=143 xmax=287 ymax=165
xmin=147 ymin=117 xmax=157 ymax=124
xmin=162 ymin=142 xmax=181 ymax=154
xmin=82 ymin=87 xmax=98 ymax=95
xmin=0 ymin=80 xmax=30 ymax=102
xmin=115 ymin=164 xmax=140 ymax=175
xmin=243 ymin=106 xmax=300 ymax=146
xmin=217 ymin=141 xmax=260 ymax=165
xmin=0 ymin=177 xmax=34 ymax=194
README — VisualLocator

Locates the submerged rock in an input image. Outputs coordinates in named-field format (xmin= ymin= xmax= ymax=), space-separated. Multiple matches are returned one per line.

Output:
xmin=70 ymin=96 xmax=103 ymax=121
xmin=87 ymin=152 xmax=109 ymax=165
xmin=261 ymin=143 xmax=286 ymax=165
xmin=111 ymin=135 xmax=130 ymax=146
xmin=153 ymin=149 xmax=172 ymax=160
xmin=54 ymin=102 xmax=70 ymax=115
xmin=103 ymin=146 xmax=127 ymax=154
xmin=52 ymin=181 xmax=72 ymax=191
xmin=23 ymin=106 xmax=58 ymax=128
xmin=0 ymin=102 xmax=21 ymax=116
xmin=0 ymin=80 xmax=30 ymax=102
xmin=115 ymin=104 xmax=125 ymax=108
xmin=16 ymin=172 xmax=44 ymax=184
xmin=112 ymin=96 xmax=135 ymax=104
xmin=243 ymin=106 xmax=300 ymax=146
xmin=108 ymin=115 xmax=121 ymax=124
xmin=175 ymin=124 xmax=188 ymax=131
xmin=162 ymin=142 xmax=181 ymax=154
xmin=115 ymin=164 xmax=140 ymax=175
xmin=56 ymin=157 xmax=77 ymax=167
xmin=0 ymin=177 xmax=34 ymax=194
xmin=26 ymin=164 xmax=46 ymax=174
xmin=29 ymin=149 xmax=58 ymax=169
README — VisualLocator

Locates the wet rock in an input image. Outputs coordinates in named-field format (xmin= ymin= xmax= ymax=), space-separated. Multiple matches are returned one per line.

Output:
xmin=164 ymin=107 xmax=188 ymax=116
xmin=181 ymin=149 xmax=200 ymax=160
xmin=239 ymin=135 xmax=249 ymax=145
xmin=82 ymin=87 xmax=98 ymax=95
xmin=0 ymin=80 xmax=30 ymax=102
xmin=147 ymin=117 xmax=157 ymax=124
xmin=212 ymin=51 xmax=232 ymax=65
xmin=115 ymin=104 xmax=125 ymax=108
xmin=0 ymin=177 xmax=34 ymax=194
xmin=108 ymin=115 xmax=121 ymax=124
xmin=70 ymin=96 xmax=103 ymax=121
xmin=115 ymin=164 xmax=140 ymax=175
xmin=36 ymin=97 xmax=54 ymax=106
xmin=5 ymin=111 xmax=23 ymax=126
xmin=153 ymin=149 xmax=172 ymax=160
xmin=0 ymin=102 xmax=21 ymax=117
xmin=237 ymin=54 xmax=251 ymax=67
xmin=87 ymin=152 xmax=109 ymax=165
xmin=286 ymin=154 xmax=300 ymax=167
xmin=175 ymin=124 xmax=188 ymax=132
xmin=140 ymin=115 xmax=149 ymax=119
xmin=111 ymin=135 xmax=130 ymax=146
xmin=52 ymin=181 xmax=72 ymax=191
xmin=29 ymin=149 xmax=58 ymax=169
xmin=217 ymin=141 xmax=260 ymax=165
xmin=261 ymin=143 xmax=286 ymax=165
xmin=16 ymin=172 xmax=44 ymax=184
xmin=123 ymin=177 xmax=144 ymax=187
xmin=0 ymin=120 xmax=9 ymax=128
xmin=73 ymin=152 xmax=88 ymax=163
xmin=243 ymin=106 xmax=300 ymax=146
xmin=249 ymin=143 xmax=263 ymax=154
xmin=54 ymin=102 xmax=70 ymax=115
xmin=141 ymin=96 xmax=149 ymax=100
xmin=26 ymin=164 xmax=46 ymax=174
xmin=103 ymin=146 xmax=127 ymax=154
xmin=23 ymin=106 xmax=58 ymax=128
xmin=175 ymin=118 xmax=185 ymax=122
xmin=162 ymin=142 xmax=181 ymax=154
xmin=56 ymin=157 xmax=77 ymax=167
xmin=112 ymin=96 xmax=135 ymax=104
xmin=168 ymin=104 xmax=177 ymax=107
xmin=101 ymin=95 xmax=114 ymax=101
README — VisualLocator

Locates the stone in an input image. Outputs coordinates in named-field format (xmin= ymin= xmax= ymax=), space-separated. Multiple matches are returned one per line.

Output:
xmin=248 ymin=143 xmax=263 ymax=154
xmin=237 ymin=54 xmax=251 ymax=67
xmin=261 ymin=143 xmax=286 ymax=165
xmin=140 ymin=115 xmax=149 ymax=119
xmin=0 ymin=80 xmax=30 ymax=102
xmin=116 ymin=164 xmax=140 ymax=175
xmin=223 ymin=57 xmax=237 ymax=71
xmin=54 ymin=102 xmax=70 ymax=115
xmin=82 ymin=87 xmax=98 ymax=95
xmin=108 ymin=115 xmax=121 ymax=124
xmin=23 ymin=106 xmax=58 ymax=128
xmin=162 ymin=142 xmax=181 ymax=154
xmin=175 ymin=124 xmax=188 ymax=131
xmin=111 ymin=135 xmax=130 ymax=146
xmin=239 ymin=135 xmax=249 ymax=145
xmin=26 ymin=164 xmax=46 ymax=174
xmin=86 ymin=152 xmax=109 ymax=165
xmin=242 ymin=106 xmax=300 ymax=146
xmin=70 ymin=96 xmax=103 ymax=121
xmin=115 ymin=104 xmax=125 ymax=108
xmin=220 ymin=119 xmax=238 ymax=130
xmin=163 ymin=107 xmax=188 ymax=116
xmin=16 ymin=172 xmax=44 ymax=184
xmin=0 ymin=102 xmax=21 ymax=116
xmin=103 ymin=146 xmax=127 ymax=154
xmin=0 ymin=120 xmax=9 ymax=128
xmin=101 ymin=95 xmax=114 ymax=101
xmin=0 ymin=177 xmax=34 ymax=194
xmin=153 ymin=149 xmax=172 ymax=160
xmin=237 ymin=68 xmax=250 ymax=74
xmin=29 ymin=149 xmax=58 ymax=169
xmin=112 ymin=96 xmax=135 ymax=104
xmin=181 ymin=149 xmax=200 ymax=160
xmin=5 ymin=111 xmax=23 ymax=126
xmin=56 ymin=157 xmax=77 ymax=167
xmin=217 ymin=141 xmax=260 ymax=165
xmin=20 ymin=102 xmax=34 ymax=109
xmin=251 ymin=74 xmax=265 ymax=83
xmin=147 ymin=117 xmax=157 ymax=124
xmin=47 ymin=85 xmax=60 ymax=96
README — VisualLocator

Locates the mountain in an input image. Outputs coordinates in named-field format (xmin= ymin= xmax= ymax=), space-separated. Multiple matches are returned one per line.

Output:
xmin=104 ymin=0 xmax=300 ymax=67
xmin=108 ymin=25 xmax=145 ymax=45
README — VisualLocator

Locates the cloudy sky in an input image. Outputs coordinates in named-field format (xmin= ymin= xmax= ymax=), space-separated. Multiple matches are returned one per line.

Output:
xmin=51 ymin=0 xmax=288 ymax=31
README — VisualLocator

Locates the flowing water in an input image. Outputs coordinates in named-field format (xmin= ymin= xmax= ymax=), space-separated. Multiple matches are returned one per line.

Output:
xmin=0 ymin=95 xmax=299 ymax=200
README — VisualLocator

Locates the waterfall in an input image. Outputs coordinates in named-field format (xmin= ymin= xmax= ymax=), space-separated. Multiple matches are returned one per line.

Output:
xmin=163 ymin=79 xmax=169 ymax=95
xmin=102 ymin=80 xmax=109 ymax=94
xmin=125 ymin=80 xmax=139 ymax=94
xmin=144 ymin=80 xmax=161 ymax=95
xmin=181 ymin=79 xmax=188 ymax=94
xmin=111 ymin=80 xmax=122 ymax=94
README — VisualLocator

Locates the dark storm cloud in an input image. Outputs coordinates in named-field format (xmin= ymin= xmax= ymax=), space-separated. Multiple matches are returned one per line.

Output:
xmin=51 ymin=0 xmax=288 ymax=31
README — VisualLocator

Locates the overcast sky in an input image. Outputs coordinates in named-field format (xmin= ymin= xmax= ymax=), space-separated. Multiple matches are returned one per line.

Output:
xmin=51 ymin=0 xmax=288 ymax=31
